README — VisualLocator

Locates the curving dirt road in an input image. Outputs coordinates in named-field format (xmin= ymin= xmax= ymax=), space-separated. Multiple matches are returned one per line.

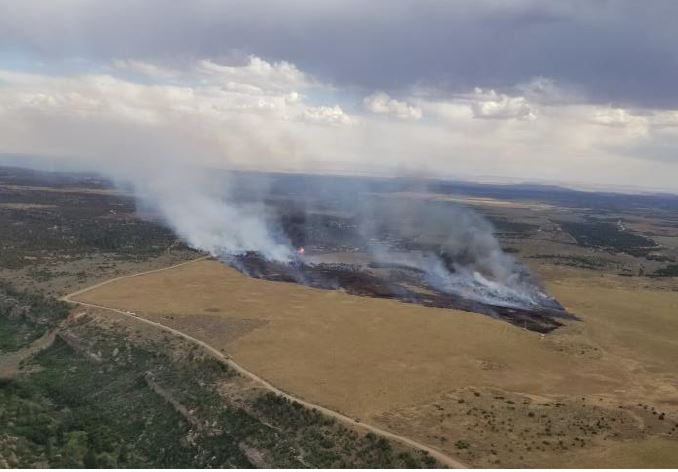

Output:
xmin=61 ymin=256 xmax=469 ymax=469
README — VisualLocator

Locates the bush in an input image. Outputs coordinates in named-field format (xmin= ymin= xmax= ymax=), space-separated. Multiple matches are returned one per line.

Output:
xmin=455 ymin=440 xmax=470 ymax=449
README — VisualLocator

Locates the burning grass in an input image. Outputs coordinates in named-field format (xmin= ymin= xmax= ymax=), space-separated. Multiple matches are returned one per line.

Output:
xmin=225 ymin=251 xmax=576 ymax=333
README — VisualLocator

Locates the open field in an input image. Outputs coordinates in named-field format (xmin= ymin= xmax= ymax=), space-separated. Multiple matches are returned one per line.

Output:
xmin=75 ymin=258 xmax=678 ymax=467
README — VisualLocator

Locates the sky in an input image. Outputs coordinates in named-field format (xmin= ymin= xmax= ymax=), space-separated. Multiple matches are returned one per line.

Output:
xmin=1 ymin=0 xmax=677 ymax=191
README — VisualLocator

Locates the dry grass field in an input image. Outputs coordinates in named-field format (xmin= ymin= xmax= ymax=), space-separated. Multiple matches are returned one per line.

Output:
xmin=75 ymin=258 xmax=678 ymax=467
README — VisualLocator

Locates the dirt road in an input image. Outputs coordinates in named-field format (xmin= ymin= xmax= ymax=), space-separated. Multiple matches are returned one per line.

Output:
xmin=61 ymin=255 xmax=211 ymax=301
xmin=61 ymin=256 xmax=469 ymax=469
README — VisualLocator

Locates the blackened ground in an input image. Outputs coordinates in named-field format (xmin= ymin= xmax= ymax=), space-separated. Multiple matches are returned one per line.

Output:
xmin=224 ymin=252 xmax=577 ymax=334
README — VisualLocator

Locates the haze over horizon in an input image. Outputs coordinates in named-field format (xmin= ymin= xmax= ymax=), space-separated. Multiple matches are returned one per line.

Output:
xmin=1 ymin=0 xmax=678 ymax=191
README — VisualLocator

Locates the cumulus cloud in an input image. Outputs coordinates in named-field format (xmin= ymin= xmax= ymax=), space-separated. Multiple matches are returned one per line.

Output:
xmin=0 ymin=56 xmax=355 ymax=174
xmin=196 ymin=56 xmax=309 ymax=90
xmin=0 ymin=56 xmax=678 ymax=191
xmin=364 ymin=92 xmax=422 ymax=120
xmin=2 ymin=0 xmax=678 ymax=108
xmin=591 ymin=108 xmax=649 ymax=139
xmin=593 ymin=108 xmax=642 ymax=127
xmin=469 ymin=88 xmax=535 ymax=120
xmin=303 ymin=105 xmax=352 ymax=126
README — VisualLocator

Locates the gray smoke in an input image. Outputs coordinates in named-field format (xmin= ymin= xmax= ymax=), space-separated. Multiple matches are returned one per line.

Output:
xmin=107 ymin=162 xmax=294 ymax=261
xmin=353 ymin=195 xmax=558 ymax=310
xmin=49 ymin=152 xmax=556 ymax=312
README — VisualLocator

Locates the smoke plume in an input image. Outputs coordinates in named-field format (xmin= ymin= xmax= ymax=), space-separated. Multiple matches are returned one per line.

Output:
xmin=284 ymin=188 xmax=562 ymax=311
xmin=108 ymin=163 xmax=294 ymax=262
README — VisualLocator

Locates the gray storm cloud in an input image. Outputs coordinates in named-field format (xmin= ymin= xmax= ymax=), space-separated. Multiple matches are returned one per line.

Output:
xmin=1 ymin=0 xmax=678 ymax=108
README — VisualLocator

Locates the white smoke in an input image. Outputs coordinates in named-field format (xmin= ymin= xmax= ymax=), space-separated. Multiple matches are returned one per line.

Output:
xmin=137 ymin=186 xmax=292 ymax=261
xmin=109 ymin=162 xmax=293 ymax=261
xmin=352 ymin=195 xmax=559 ymax=310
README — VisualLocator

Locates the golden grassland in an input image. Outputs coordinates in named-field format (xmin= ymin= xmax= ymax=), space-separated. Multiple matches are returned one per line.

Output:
xmin=75 ymin=259 xmax=678 ymax=467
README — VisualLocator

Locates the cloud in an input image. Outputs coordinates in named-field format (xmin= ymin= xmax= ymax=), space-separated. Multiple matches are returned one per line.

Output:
xmin=469 ymin=88 xmax=535 ymax=120
xmin=0 ymin=56 xmax=353 ymax=173
xmin=592 ymin=108 xmax=638 ymax=127
xmin=0 ymin=56 xmax=678 ymax=191
xmin=591 ymin=107 xmax=649 ymax=140
xmin=112 ymin=59 xmax=178 ymax=80
xmin=2 ymin=1 xmax=678 ymax=108
xmin=515 ymin=77 xmax=580 ymax=105
xmin=303 ymin=105 xmax=352 ymax=126
xmin=196 ymin=56 xmax=309 ymax=90
xmin=364 ymin=92 xmax=422 ymax=120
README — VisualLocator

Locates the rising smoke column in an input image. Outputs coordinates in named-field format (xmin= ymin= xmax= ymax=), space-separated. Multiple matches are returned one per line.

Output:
xmin=351 ymin=193 xmax=561 ymax=310
xmin=109 ymin=162 xmax=293 ymax=261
